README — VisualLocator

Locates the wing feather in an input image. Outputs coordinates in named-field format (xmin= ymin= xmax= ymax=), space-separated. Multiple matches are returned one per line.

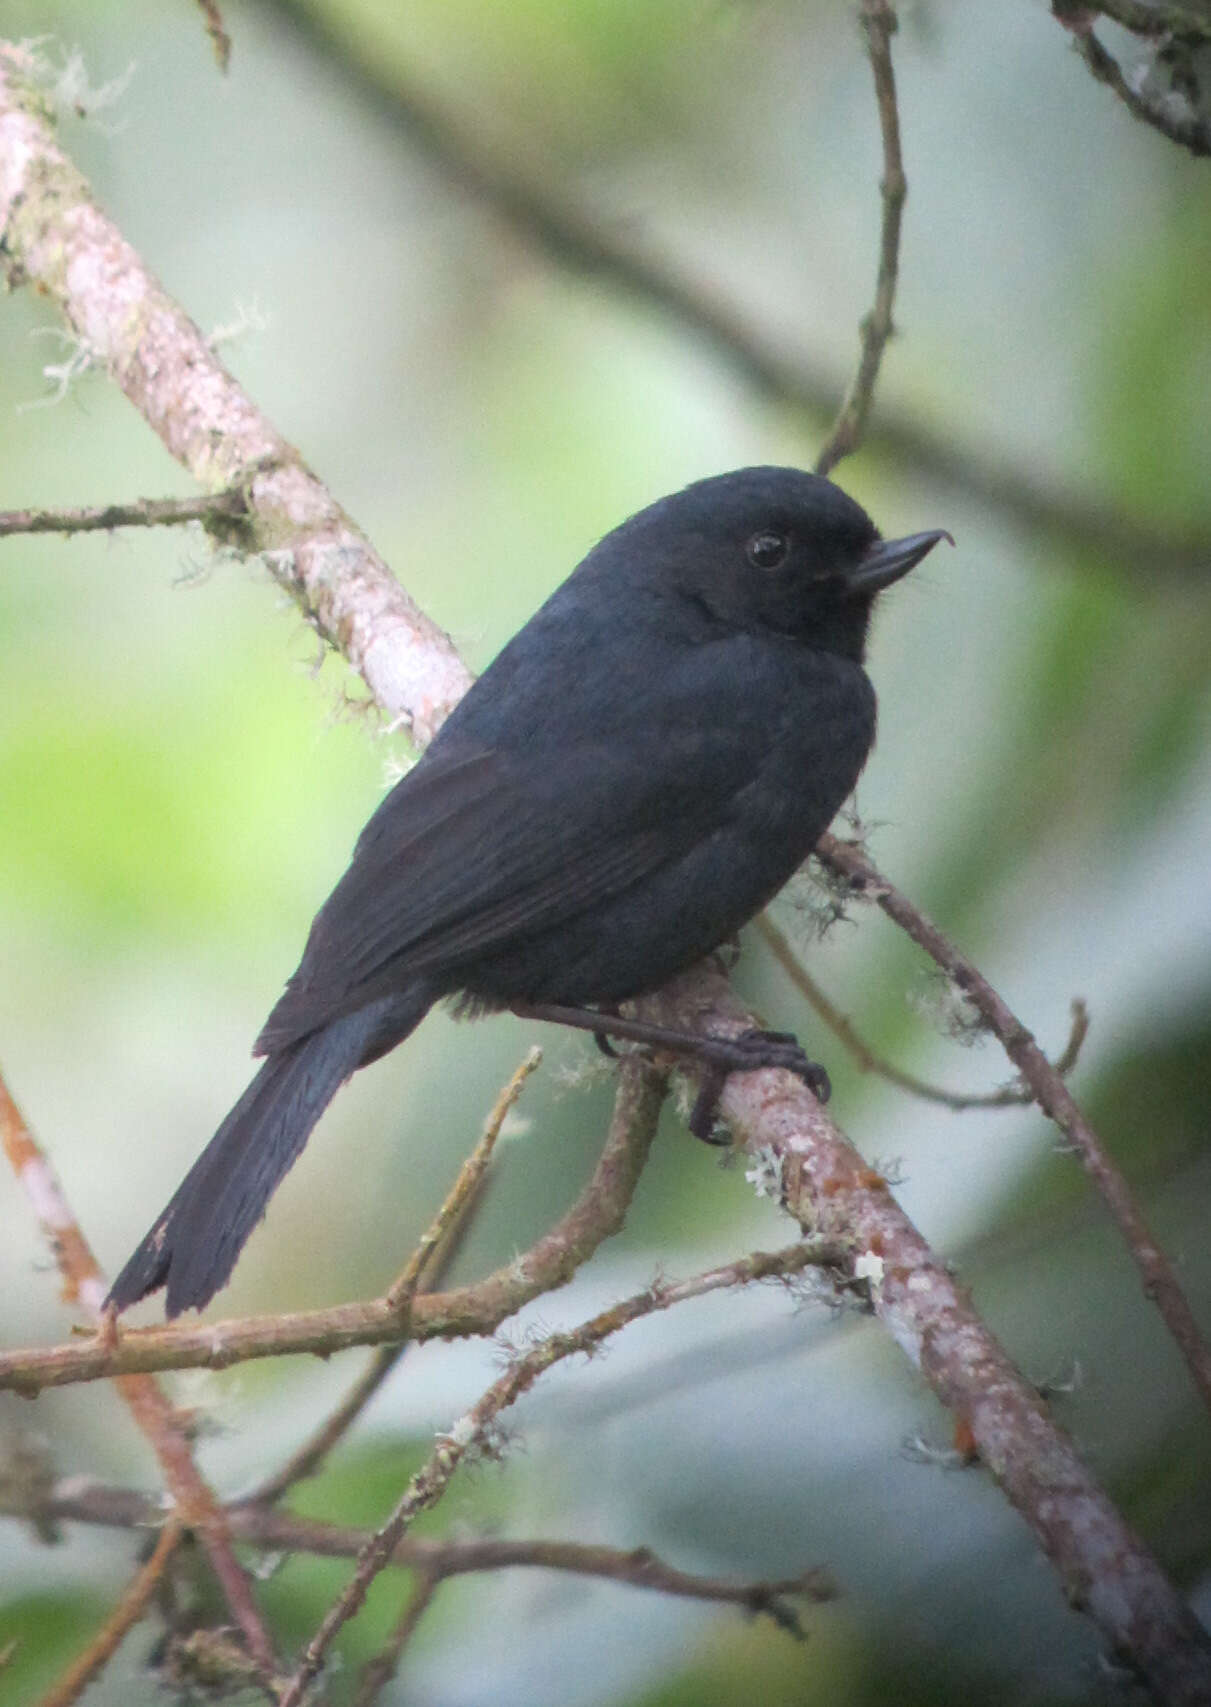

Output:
xmin=257 ymin=635 xmax=783 ymax=1052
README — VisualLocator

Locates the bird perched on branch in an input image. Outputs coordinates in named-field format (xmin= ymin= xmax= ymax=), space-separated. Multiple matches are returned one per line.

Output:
xmin=108 ymin=466 xmax=948 ymax=1317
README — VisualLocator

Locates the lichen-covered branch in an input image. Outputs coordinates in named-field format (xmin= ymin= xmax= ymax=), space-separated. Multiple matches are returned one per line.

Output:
xmin=0 ymin=41 xmax=469 ymax=745
xmin=639 ymin=965 xmax=1211 ymax=1706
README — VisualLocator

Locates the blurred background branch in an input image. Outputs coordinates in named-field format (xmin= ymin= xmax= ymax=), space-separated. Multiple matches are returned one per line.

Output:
xmin=253 ymin=0 xmax=1211 ymax=577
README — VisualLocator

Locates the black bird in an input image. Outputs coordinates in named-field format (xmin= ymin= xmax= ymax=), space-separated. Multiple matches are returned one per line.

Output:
xmin=108 ymin=467 xmax=948 ymax=1316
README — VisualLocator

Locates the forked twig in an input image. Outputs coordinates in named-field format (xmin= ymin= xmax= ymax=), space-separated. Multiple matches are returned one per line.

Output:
xmin=277 ymin=1237 xmax=837 ymax=1706
xmin=817 ymin=831 xmax=1211 ymax=1421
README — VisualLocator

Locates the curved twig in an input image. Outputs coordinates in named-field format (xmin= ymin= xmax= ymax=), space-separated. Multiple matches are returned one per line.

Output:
xmin=758 ymin=914 xmax=1089 ymax=1110
xmin=816 ymin=0 xmax=904 ymax=476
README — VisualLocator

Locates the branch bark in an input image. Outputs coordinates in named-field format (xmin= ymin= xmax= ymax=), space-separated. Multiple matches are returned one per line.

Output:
xmin=0 ymin=42 xmax=469 ymax=746
xmin=640 ymin=966 xmax=1211 ymax=1706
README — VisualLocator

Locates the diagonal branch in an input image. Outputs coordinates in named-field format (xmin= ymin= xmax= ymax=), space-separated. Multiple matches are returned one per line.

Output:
xmin=35 ymin=1521 xmax=185 ymax=1707
xmin=0 ymin=40 xmax=469 ymax=746
xmin=639 ymin=965 xmax=1211 ymax=1707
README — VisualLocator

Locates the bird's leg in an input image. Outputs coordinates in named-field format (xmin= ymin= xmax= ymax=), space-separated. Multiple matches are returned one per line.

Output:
xmin=591 ymin=1003 xmax=622 ymax=1060
xmin=509 ymin=1002 xmax=830 ymax=1140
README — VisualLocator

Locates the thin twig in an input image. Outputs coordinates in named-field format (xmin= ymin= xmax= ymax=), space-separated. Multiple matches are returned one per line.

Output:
xmin=0 ymin=489 xmax=248 ymax=539
xmin=22 ymin=1476 xmax=835 ymax=1628
xmin=385 ymin=1046 xmax=542 ymax=1309
xmin=242 ymin=1050 xmax=540 ymax=1507
xmin=278 ymin=1237 xmax=835 ymax=1706
xmin=35 ymin=1520 xmax=184 ymax=1707
xmin=816 ymin=0 xmax=904 ymax=477
xmin=0 ymin=1068 xmax=278 ymax=1681
xmin=758 ymin=914 xmax=1089 ymax=1110
xmin=816 ymin=831 xmax=1211 ymax=1423
xmin=195 ymin=0 xmax=232 ymax=72
xmin=352 ymin=1569 xmax=440 ymax=1707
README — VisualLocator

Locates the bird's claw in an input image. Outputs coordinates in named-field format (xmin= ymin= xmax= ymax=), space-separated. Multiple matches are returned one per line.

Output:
xmin=734 ymin=1028 xmax=831 ymax=1103
xmin=687 ymin=1028 xmax=830 ymax=1141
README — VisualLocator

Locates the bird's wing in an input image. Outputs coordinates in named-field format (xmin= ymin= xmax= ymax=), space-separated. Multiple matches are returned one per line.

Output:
xmin=256 ymin=709 xmax=763 ymax=1052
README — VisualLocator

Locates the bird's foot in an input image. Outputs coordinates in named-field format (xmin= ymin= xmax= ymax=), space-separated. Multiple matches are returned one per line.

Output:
xmin=687 ymin=1029 xmax=830 ymax=1141
xmin=508 ymin=1001 xmax=829 ymax=1141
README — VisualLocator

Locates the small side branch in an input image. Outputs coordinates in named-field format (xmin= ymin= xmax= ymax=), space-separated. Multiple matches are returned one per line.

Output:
xmin=0 ymin=490 xmax=247 ymax=539
xmin=816 ymin=831 xmax=1211 ymax=1422
xmin=758 ymin=915 xmax=1089 ymax=1110
xmin=277 ymin=1238 xmax=836 ymax=1706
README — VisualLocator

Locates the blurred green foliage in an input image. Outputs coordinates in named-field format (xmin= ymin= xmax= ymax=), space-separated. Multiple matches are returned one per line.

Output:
xmin=1 ymin=1 xmax=1209 ymax=1704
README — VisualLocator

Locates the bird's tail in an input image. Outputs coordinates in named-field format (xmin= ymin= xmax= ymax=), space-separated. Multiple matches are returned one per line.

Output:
xmin=107 ymin=994 xmax=425 ymax=1317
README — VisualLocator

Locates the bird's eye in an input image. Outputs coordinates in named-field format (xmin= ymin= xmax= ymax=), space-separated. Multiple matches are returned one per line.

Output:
xmin=746 ymin=531 xmax=790 ymax=570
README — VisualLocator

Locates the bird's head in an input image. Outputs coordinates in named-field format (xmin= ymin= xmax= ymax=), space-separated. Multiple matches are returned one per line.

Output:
xmin=625 ymin=466 xmax=951 ymax=663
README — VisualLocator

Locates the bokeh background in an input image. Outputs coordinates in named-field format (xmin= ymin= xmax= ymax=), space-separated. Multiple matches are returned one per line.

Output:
xmin=1 ymin=2 xmax=1209 ymax=1702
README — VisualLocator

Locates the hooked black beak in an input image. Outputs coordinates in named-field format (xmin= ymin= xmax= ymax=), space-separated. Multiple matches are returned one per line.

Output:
xmin=845 ymin=528 xmax=954 ymax=596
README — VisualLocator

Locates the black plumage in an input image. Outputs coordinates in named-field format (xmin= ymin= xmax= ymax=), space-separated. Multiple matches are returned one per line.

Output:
xmin=108 ymin=466 xmax=947 ymax=1316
